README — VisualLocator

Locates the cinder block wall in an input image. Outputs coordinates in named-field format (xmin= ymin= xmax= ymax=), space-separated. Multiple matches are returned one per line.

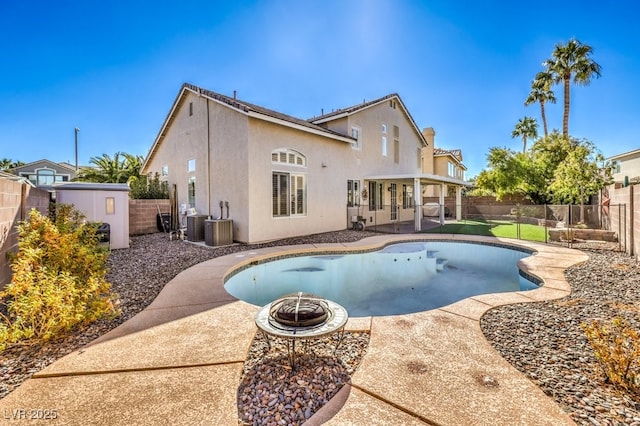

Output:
xmin=129 ymin=199 xmax=171 ymax=235
xmin=0 ymin=179 xmax=50 ymax=289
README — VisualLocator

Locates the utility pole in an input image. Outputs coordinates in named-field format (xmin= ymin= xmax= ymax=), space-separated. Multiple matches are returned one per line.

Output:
xmin=74 ymin=127 xmax=80 ymax=171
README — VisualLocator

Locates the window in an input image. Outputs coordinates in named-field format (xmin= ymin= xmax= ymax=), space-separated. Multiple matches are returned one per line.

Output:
xmin=402 ymin=185 xmax=414 ymax=209
xmin=394 ymin=140 xmax=400 ymax=163
xmin=448 ymin=162 xmax=455 ymax=177
xmin=106 ymin=197 xmax=115 ymax=215
xmin=350 ymin=126 xmax=361 ymax=150
xmin=272 ymin=172 xmax=306 ymax=217
xmin=161 ymin=165 xmax=169 ymax=176
xmin=381 ymin=123 xmax=387 ymax=134
xmin=36 ymin=169 xmax=55 ymax=186
xmin=381 ymin=136 xmax=387 ymax=156
xmin=368 ymin=181 xmax=384 ymax=210
xmin=271 ymin=148 xmax=306 ymax=166
xmin=187 ymin=159 xmax=196 ymax=172
xmin=347 ymin=180 xmax=360 ymax=207
xmin=271 ymin=148 xmax=307 ymax=217
xmin=188 ymin=176 xmax=196 ymax=208
xmin=189 ymin=102 xmax=193 ymax=116
xmin=393 ymin=126 xmax=400 ymax=163
xmin=614 ymin=161 xmax=621 ymax=173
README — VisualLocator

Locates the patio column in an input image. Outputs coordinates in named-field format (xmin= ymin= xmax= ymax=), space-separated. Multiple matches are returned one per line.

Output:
xmin=456 ymin=185 xmax=462 ymax=220
xmin=414 ymin=178 xmax=422 ymax=232
xmin=439 ymin=183 xmax=445 ymax=225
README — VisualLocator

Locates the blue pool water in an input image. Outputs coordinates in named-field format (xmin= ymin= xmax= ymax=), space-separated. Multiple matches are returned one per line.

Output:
xmin=224 ymin=241 xmax=539 ymax=317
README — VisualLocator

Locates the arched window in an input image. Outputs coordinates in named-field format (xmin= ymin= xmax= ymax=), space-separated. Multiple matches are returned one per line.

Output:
xmin=271 ymin=149 xmax=307 ymax=217
xmin=271 ymin=149 xmax=306 ymax=167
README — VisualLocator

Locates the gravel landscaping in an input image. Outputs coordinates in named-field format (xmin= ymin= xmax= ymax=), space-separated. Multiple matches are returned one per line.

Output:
xmin=1 ymin=231 xmax=639 ymax=426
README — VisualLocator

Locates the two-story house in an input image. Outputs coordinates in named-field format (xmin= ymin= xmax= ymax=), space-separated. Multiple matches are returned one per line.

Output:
xmin=142 ymin=83 xmax=469 ymax=243
xmin=608 ymin=148 xmax=640 ymax=186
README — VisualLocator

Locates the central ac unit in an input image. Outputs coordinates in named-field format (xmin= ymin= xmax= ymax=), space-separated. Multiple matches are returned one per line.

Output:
xmin=205 ymin=219 xmax=233 ymax=246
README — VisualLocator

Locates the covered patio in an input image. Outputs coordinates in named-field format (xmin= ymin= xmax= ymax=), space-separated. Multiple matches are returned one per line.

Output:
xmin=348 ymin=173 xmax=471 ymax=232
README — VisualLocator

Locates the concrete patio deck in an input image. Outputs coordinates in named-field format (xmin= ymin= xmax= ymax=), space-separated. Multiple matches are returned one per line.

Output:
xmin=0 ymin=234 xmax=588 ymax=425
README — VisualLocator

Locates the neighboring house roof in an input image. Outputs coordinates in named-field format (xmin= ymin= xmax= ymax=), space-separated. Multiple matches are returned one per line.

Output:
xmin=309 ymin=93 xmax=428 ymax=147
xmin=607 ymin=148 xmax=640 ymax=161
xmin=144 ymin=83 xmax=356 ymax=171
xmin=434 ymin=148 xmax=466 ymax=169
xmin=0 ymin=170 xmax=35 ymax=186
xmin=52 ymin=182 xmax=130 ymax=192
xmin=9 ymin=159 xmax=77 ymax=174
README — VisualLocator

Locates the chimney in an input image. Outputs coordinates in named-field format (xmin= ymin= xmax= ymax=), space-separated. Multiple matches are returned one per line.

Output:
xmin=233 ymin=90 xmax=237 ymax=99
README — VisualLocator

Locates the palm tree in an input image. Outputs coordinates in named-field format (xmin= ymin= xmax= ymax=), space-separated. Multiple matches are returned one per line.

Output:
xmin=75 ymin=152 xmax=143 ymax=183
xmin=512 ymin=116 xmax=538 ymax=153
xmin=0 ymin=158 xmax=25 ymax=170
xmin=543 ymin=38 xmax=602 ymax=138
xmin=525 ymin=71 xmax=556 ymax=137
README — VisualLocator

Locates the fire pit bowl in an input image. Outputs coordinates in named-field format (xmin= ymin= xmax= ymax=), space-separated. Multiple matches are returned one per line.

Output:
xmin=268 ymin=292 xmax=329 ymax=328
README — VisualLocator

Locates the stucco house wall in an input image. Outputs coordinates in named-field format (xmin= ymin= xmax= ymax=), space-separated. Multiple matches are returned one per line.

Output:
xmin=142 ymin=83 xmax=469 ymax=243
xmin=609 ymin=148 xmax=640 ymax=185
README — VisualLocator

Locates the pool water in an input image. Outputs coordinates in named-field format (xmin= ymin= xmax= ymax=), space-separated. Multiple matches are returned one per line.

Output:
xmin=224 ymin=241 xmax=539 ymax=317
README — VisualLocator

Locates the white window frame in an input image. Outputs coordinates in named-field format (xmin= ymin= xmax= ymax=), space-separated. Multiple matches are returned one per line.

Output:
xmin=347 ymin=179 xmax=360 ymax=207
xmin=272 ymin=171 xmax=306 ymax=217
xmin=187 ymin=159 xmax=196 ymax=172
xmin=351 ymin=126 xmax=362 ymax=150
xmin=381 ymin=136 xmax=387 ymax=156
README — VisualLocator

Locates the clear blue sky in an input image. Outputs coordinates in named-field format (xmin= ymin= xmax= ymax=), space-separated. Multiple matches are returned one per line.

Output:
xmin=2 ymin=0 xmax=638 ymax=178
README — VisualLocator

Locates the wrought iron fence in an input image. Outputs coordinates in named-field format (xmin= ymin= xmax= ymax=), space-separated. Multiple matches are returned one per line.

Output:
xmin=351 ymin=202 xmax=625 ymax=251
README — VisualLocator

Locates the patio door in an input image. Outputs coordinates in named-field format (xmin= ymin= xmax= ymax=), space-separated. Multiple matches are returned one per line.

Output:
xmin=390 ymin=183 xmax=397 ymax=220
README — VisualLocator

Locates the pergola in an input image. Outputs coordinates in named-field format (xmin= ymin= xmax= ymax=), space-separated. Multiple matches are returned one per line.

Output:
xmin=363 ymin=173 xmax=472 ymax=231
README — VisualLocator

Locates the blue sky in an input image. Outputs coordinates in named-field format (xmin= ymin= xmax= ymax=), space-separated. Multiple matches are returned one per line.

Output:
xmin=2 ymin=0 xmax=638 ymax=178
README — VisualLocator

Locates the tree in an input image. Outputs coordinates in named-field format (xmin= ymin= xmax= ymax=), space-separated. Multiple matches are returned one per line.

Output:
xmin=511 ymin=116 xmax=538 ymax=153
xmin=543 ymin=39 xmax=602 ymax=138
xmin=548 ymin=139 xmax=613 ymax=221
xmin=0 ymin=158 xmax=25 ymax=170
xmin=75 ymin=152 xmax=143 ymax=183
xmin=475 ymin=147 xmax=547 ymax=203
xmin=525 ymin=71 xmax=556 ymax=137
xmin=475 ymin=131 xmax=602 ymax=205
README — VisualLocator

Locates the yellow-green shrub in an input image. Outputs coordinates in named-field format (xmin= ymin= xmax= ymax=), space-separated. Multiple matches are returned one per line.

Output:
xmin=582 ymin=317 xmax=640 ymax=395
xmin=0 ymin=205 xmax=119 ymax=350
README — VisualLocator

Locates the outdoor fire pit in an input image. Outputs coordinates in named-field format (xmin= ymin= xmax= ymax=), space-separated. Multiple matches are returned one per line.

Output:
xmin=255 ymin=292 xmax=348 ymax=369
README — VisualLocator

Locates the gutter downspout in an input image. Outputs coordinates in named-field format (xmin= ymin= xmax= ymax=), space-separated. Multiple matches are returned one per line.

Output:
xmin=206 ymin=96 xmax=211 ymax=219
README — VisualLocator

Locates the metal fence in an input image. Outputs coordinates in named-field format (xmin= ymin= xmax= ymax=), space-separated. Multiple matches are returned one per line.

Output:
xmin=355 ymin=202 xmax=626 ymax=250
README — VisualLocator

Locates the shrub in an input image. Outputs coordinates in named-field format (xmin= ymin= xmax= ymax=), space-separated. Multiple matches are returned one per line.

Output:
xmin=582 ymin=317 xmax=640 ymax=395
xmin=129 ymin=172 xmax=169 ymax=199
xmin=0 ymin=205 xmax=119 ymax=350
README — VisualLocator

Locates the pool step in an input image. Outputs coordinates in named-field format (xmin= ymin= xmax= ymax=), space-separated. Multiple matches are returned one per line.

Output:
xmin=436 ymin=258 xmax=448 ymax=271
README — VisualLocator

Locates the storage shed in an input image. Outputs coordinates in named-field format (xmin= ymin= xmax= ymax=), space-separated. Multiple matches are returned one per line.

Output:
xmin=52 ymin=182 xmax=130 ymax=249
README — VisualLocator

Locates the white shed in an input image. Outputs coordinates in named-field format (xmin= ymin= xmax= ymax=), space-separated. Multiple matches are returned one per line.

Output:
xmin=52 ymin=182 xmax=130 ymax=249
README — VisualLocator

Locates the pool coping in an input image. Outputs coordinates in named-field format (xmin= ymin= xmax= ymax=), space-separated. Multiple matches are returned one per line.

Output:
xmin=0 ymin=234 xmax=589 ymax=425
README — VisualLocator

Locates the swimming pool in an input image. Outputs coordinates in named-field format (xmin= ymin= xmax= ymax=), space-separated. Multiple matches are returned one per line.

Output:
xmin=224 ymin=241 xmax=540 ymax=317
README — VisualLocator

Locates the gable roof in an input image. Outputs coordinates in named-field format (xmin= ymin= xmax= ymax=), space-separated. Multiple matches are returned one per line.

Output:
xmin=9 ymin=159 xmax=77 ymax=174
xmin=309 ymin=93 xmax=428 ymax=147
xmin=143 ymin=83 xmax=355 ymax=170
xmin=434 ymin=148 xmax=465 ymax=168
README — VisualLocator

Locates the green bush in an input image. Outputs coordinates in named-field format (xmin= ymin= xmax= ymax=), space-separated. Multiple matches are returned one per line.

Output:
xmin=0 ymin=205 xmax=119 ymax=350
xmin=129 ymin=172 xmax=169 ymax=199
xmin=582 ymin=317 xmax=640 ymax=395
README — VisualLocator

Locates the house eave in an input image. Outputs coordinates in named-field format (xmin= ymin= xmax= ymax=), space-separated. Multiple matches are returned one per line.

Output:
xmin=363 ymin=173 xmax=472 ymax=186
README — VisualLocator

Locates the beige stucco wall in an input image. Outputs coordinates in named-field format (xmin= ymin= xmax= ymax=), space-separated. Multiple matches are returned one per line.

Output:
xmin=246 ymin=119 xmax=352 ymax=242
xmin=144 ymin=90 xmax=450 ymax=243
xmin=612 ymin=153 xmax=640 ymax=184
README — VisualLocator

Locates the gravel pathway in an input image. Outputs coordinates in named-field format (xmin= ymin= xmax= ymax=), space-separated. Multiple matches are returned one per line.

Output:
xmin=1 ymin=232 xmax=639 ymax=425
xmin=481 ymin=242 xmax=640 ymax=426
